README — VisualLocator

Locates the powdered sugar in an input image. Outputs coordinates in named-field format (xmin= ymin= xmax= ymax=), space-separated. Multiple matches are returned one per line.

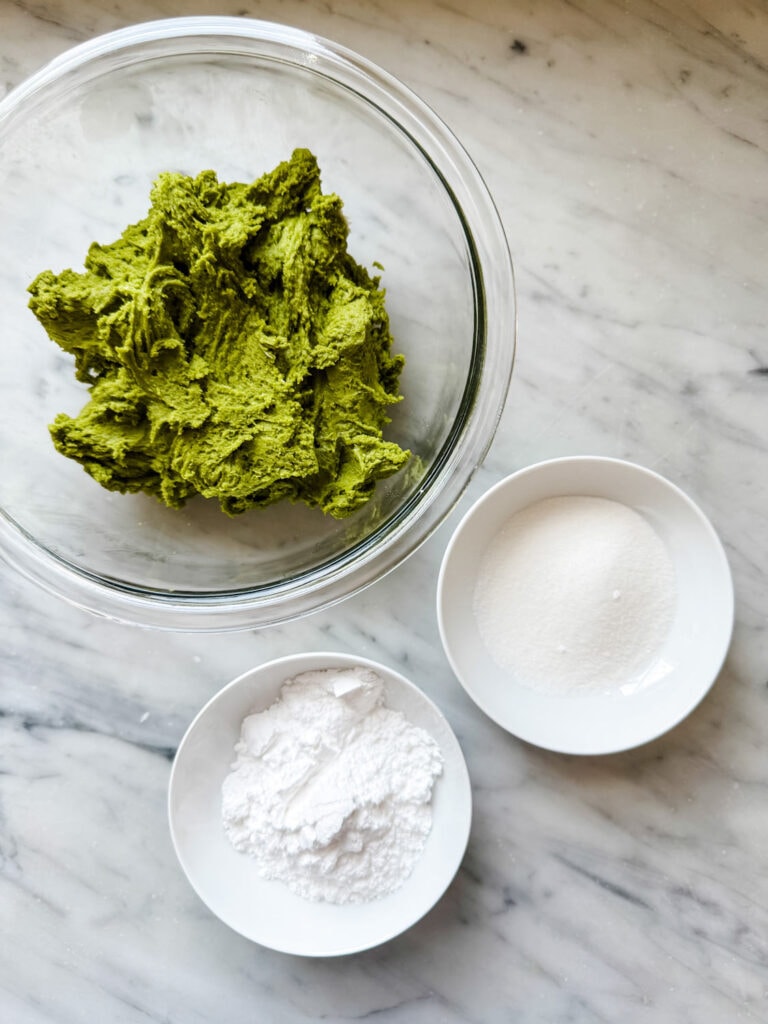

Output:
xmin=221 ymin=666 xmax=443 ymax=904
xmin=473 ymin=496 xmax=676 ymax=694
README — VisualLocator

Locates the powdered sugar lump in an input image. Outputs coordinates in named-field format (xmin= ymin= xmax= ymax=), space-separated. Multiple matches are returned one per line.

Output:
xmin=221 ymin=666 xmax=443 ymax=904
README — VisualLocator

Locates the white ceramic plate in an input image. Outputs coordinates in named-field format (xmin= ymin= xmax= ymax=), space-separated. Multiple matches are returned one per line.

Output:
xmin=437 ymin=457 xmax=734 ymax=755
xmin=168 ymin=651 xmax=472 ymax=955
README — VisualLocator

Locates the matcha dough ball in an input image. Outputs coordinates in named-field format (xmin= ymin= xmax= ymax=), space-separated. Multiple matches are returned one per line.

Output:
xmin=28 ymin=148 xmax=409 ymax=518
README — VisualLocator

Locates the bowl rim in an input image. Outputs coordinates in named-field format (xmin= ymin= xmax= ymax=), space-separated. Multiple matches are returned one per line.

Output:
xmin=167 ymin=649 xmax=473 ymax=954
xmin=0 ymin=16 xmax=516 ymax=630
xmin=436 ymin=455 xmax=735 ymax=755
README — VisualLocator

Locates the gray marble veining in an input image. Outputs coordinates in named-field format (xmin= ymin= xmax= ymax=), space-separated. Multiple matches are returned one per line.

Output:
xmin=1 ymin=1 xmax=767 ymax=1022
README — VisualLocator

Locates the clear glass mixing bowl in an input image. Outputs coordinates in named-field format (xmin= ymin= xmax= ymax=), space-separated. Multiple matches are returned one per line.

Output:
xmin=0 ymin=17 xmax=515 ymax=630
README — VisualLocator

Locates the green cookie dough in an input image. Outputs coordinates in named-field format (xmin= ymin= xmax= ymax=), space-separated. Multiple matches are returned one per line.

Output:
xmin=28 ymin=148 xmax=409 ymax=518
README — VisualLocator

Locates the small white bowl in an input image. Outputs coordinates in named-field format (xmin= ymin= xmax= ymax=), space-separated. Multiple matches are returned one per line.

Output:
xmin=437 ymin=457 xmax=734 ymax=755
xmin=168 ymin=651 xmax=472 ymax=955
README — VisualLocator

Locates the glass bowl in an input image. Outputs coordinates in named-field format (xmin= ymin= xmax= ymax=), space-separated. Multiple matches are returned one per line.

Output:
xmin=0 ymin=17 xmax=515 ymax=630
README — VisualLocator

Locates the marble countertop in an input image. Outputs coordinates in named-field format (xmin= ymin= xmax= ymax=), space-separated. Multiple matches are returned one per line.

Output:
xmin=1 ymin=1 xmax=766 ymax=1021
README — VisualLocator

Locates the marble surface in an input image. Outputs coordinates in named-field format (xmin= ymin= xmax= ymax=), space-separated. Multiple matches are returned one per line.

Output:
xmin=1 ymin=0 xmax=766 ymax=1021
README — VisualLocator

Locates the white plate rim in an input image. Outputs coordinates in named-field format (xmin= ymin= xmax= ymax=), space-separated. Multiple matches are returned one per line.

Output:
xmin=168 ymin=650 xmax=472 ymax=955
xmin=436 ymin=456 xmax=734 ymax=755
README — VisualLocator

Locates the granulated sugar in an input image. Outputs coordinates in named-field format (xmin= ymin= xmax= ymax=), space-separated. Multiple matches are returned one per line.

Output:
xmin=473 ymin=496 xmax=676 ymax=694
